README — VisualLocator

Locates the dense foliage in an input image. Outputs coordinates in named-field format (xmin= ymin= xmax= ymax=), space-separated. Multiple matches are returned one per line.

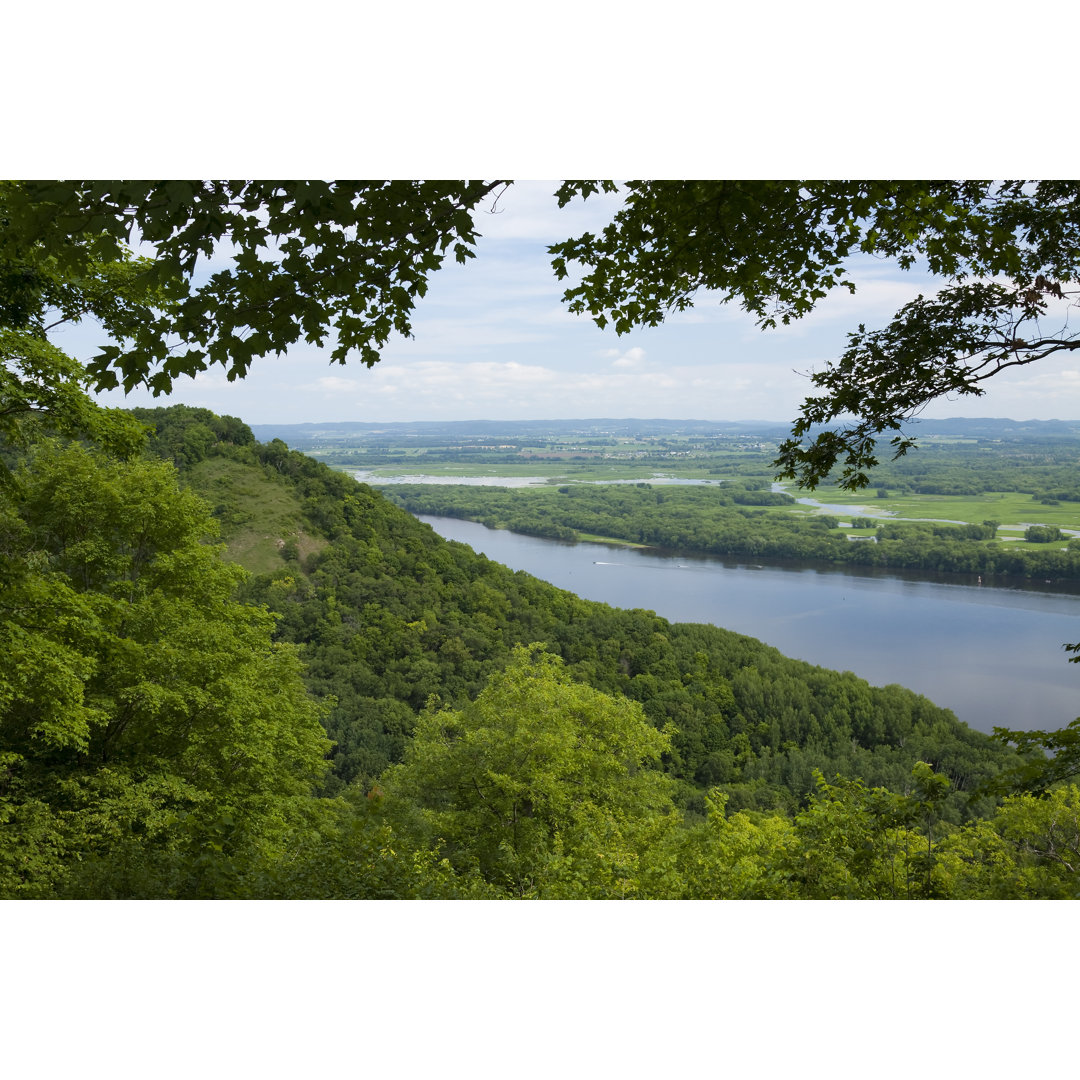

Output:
xmin=1 ymin=180 xmax=506 ymax=393
xmin=6 ymin=179 xmax=1080 ymax=898
xmin=380 ymin=646 xmax=678 ymax=899
xmin=0 ymin=439 xmax=333 ymax=897
xmin=4 ymin=403 xmax=1079 ymax=897
xmin=7 ymin=181 xmax=1080 ymax=491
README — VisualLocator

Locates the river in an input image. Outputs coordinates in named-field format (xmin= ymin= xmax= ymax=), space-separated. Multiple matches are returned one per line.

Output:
xmin=417 ymin=514 xmax=1080 ymax=736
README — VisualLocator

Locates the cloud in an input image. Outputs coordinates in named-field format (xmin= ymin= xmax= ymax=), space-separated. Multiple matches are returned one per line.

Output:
xmin=381 ymin=359 xmax=558 ymax=390
xmin=609 ymin=347 xmax=647 ymax=369
xmin=320 ymin=354 xmax=815 ymax=423
xmin=314 ymin=376 xmax=362 ymax=393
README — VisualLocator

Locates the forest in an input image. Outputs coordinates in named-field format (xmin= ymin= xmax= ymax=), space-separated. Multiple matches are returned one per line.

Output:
xmin=6 ymin=180 xmax=1080 ymax=900
xmin=5 ymin=403 xmax=1080 ymax=898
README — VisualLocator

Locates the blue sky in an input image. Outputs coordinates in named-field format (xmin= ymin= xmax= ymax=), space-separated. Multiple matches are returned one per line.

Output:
xmin=76 ymin=180 xmax=1080 ymax=427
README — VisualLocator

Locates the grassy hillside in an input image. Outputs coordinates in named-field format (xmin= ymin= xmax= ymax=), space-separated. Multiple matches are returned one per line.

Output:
xmin=184 ymin=456 xmax=328 ymax=574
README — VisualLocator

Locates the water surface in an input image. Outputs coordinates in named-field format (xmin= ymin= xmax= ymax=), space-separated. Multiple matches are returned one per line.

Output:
xmin=419 ymin=514 xmax=1080 ymax=735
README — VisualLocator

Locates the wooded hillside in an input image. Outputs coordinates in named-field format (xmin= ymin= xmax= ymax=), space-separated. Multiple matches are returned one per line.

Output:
xmin=6 ymin=403 xmax=1080 ymax=896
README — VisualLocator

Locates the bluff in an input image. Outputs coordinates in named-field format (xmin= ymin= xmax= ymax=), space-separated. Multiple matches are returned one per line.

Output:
xmin=136 ymin=405 xmax=1018 ymax=822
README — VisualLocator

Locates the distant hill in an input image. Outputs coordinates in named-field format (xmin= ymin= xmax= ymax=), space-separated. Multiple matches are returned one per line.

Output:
xmin=896 ymin=417 xmax=1080 ymax=440
xmin=249 ymin=418 xmax=794 ymax=447
xmin=251 ymin=416 xmax=1080 ymax=449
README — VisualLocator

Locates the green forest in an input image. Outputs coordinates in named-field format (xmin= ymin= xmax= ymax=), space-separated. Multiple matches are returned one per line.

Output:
xmin=6 ymin=180 xmax=1080 ymax=900
xmin=5 ymin=404 xmax=1080 ymax=898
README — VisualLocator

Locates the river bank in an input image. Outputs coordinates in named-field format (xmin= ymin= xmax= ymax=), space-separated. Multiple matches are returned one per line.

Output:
xmin=418 ymin=513 xmax=1080 ymax=736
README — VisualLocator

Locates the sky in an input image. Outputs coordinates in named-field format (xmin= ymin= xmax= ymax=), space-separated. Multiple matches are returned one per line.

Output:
xmin=74 ymin=180 xmax=1080 ymax=428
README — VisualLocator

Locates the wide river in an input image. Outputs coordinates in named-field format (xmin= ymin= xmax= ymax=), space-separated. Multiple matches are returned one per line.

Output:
xmin=417 ymin=514 xmax=1080 ymax=736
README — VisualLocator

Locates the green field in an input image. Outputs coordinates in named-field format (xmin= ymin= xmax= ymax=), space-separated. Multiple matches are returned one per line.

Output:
xmin=786 ymin=485 xmax=1080 ymax=539
xmin=348 ymin=461 xmax=766 ymax=484
xmin=575 ymin=532 xmax=651 ymax=547
xmin=355 ymin=467 xmax=1080 ymax=540
xmin=308 ymin=421 xmax=1080 ymax=550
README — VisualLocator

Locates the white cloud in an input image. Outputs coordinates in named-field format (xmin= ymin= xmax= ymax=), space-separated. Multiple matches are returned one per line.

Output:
xmin=337 ymin=354 xmax=812 ymax=422
xmin=314 ymin=376 xmax=361 ymax=393
xmin=610 ymin=347 xmax=647 ymax=369
xmin=395 ymin=359 xmax=558 ymax=389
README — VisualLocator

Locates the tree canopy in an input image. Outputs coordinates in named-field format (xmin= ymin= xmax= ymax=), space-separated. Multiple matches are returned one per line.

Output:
xmin=6 ymin=178 xmax=1080 ymax=900
xmin=380 ymin=644 xmax=679 ymax=898
xmin=5 ymin=179 xmax=1080 ymax=490
xmin=550 ymin=181 xmax=1080 ymax=488
xmin=0 ymin=180 xmax=505 ymax=393
xmin=0 ymin=440 xmax=333 ymax=896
